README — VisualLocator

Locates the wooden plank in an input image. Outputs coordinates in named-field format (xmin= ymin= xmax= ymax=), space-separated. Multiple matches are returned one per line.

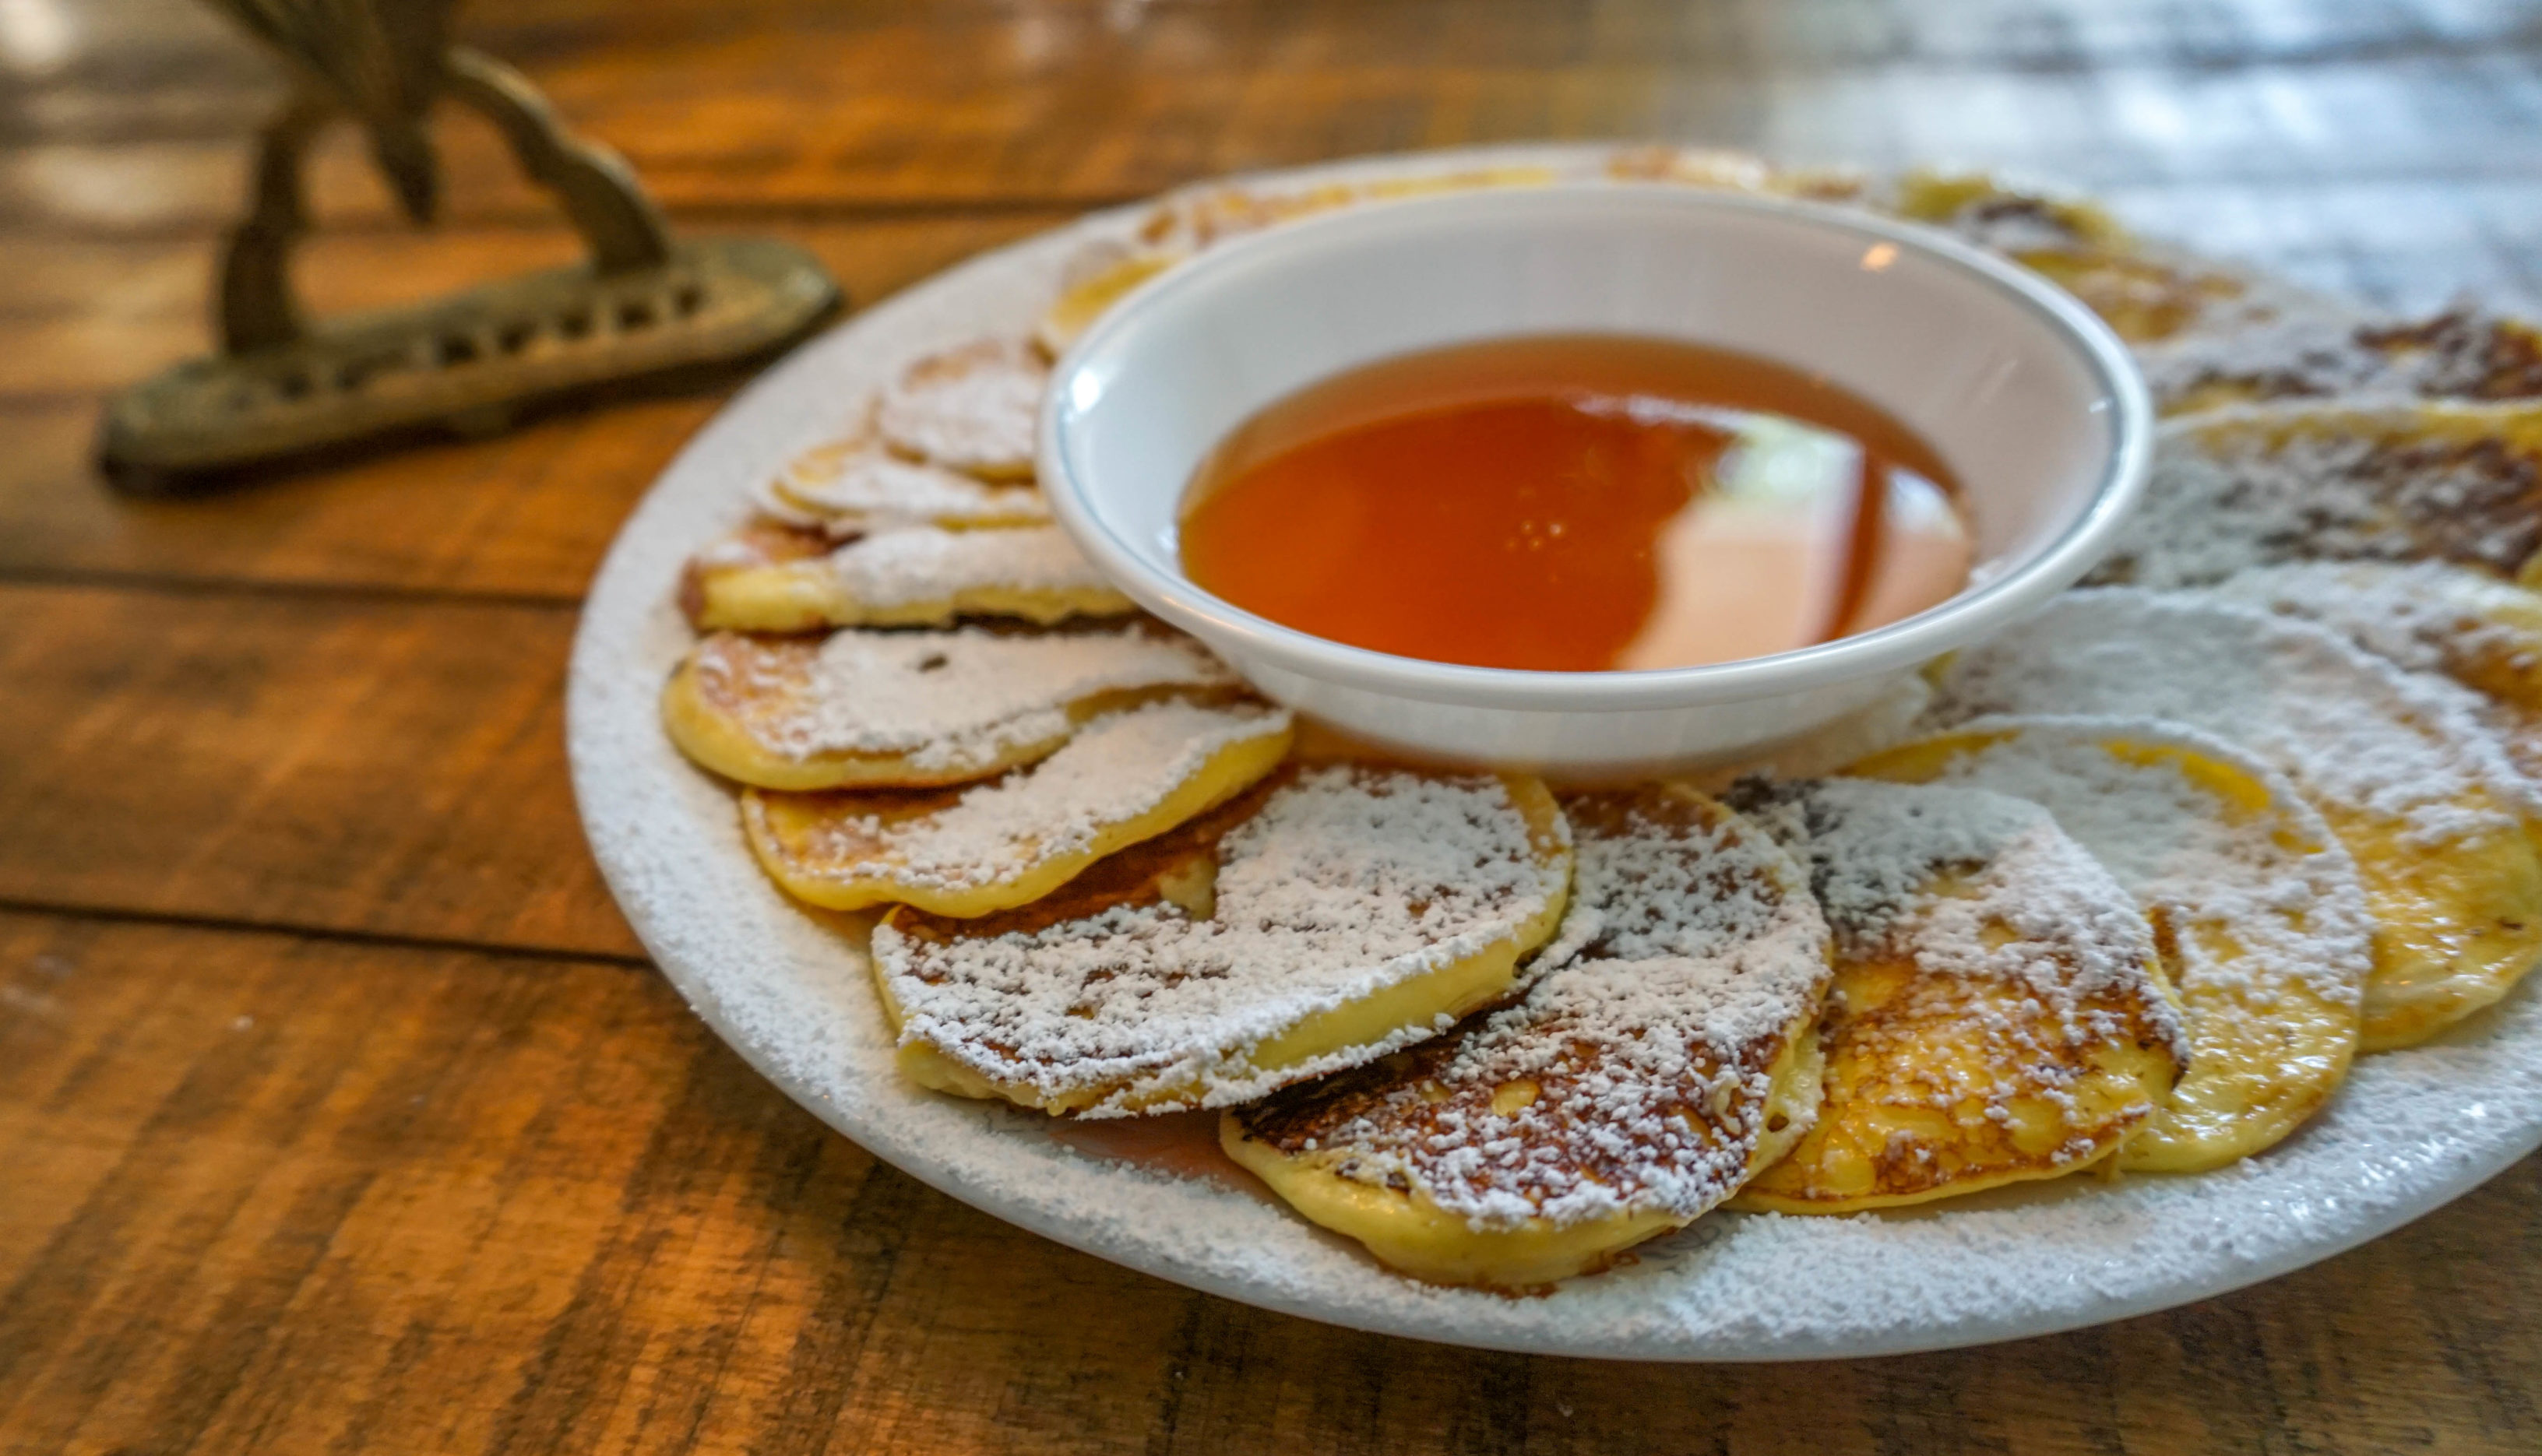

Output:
xmin=2 ymin=907 xmax=2537 ymax=1454
xmin=21 ymin=0 xmax=2542 ymax=149
xmin=0 ymin=910 xmax=1163 ymax=1456
xmin=0 ymin=583 xmax=639 ymax=958
xmin=1 ymin=177 xmax=2533 ymax=606
xmin=0 ymin=212 xmax=1065 ymax=600
xmin=0 ymin=212 xmax=1065 ymax=398
xmin=4 ymin=0 xmax=2538 ymax=234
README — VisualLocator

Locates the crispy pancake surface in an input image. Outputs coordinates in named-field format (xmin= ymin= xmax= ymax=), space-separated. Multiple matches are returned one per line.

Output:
xmin=745 ymin=698 xmax=1291 ymax=916
xmin=1726 ymin=779 xmax=2186 ymax=1212
xmin=663 ymin=625 xmax=1238 ymax=790
xmin=1928 ymin=589 xmax=2542 ymax=1050
xmin=1850 ymin=719 xmax=2371 ymax=1173
xmin=2216 ymin=561 xmax=2542 ymax=783
xmin=688 ymin=522 xmax=1135 ymax=632
xmin=2090 ymin=402 xmax=2542 ymax=589
xmin=1223 ymin=785 xmax=1832 ymax=1288
xmin=2139 ymin=308 xmax=2542 ymax=416
xmin=873 ymin=764 xmax=1572 ymax=1117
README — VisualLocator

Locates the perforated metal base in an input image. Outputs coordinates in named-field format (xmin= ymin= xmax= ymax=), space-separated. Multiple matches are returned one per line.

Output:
xmin=100 ymin=237 xmax=839 ymax=487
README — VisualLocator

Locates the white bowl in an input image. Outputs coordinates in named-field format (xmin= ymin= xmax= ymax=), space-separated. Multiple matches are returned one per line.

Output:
xmin=1038 ymin=184 xmax=2151 ymax=775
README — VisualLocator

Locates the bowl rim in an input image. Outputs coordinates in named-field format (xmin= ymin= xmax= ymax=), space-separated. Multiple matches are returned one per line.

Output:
xmin=1038 ymin=181 xmax=2153 ymax=712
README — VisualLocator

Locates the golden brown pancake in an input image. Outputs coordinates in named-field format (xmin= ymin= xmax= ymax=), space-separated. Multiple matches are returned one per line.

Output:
xmin=2139 ymin=308 xmax=2542 ymax=417
xmin=874 ymin=336 xmax=1047 ymax=481
xmin=662 ymin=625 xmax=1239 ymax=790
xmin=2216 ymin=561 xmax=2542 ymax=785
xmin=769 ymin=429 xmax=1052 ymax=532
xmin=1223 ymin=784 xmax=1831 ymax=1288
xmin=872 ymin=763 xmax=1572 ymax=1116
xmin=1849 ymin=718 xmax=2371 ymax=1173
xmin=1882 ymin=168 xmax=2328 ymax=343
xmin=1928 ymin=588 xmax=2542 ymax=1051
xmin=743 ymin=698 xmax=1292 ymax=916
xmin=2090 ymin=402 xmax=2542 ymax=590
xmin=1040 ymin=165 xmax=1566 ymax=352
xmin=684 ymin=522 xmax=1135 ymax=633
xmin=1725 ymin=777 xmax=2187 ymax=1211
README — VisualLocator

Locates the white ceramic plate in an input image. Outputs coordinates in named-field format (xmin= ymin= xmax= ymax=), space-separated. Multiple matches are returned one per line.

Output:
xmin=566 ymin=145 xmax=2542 ymax=1361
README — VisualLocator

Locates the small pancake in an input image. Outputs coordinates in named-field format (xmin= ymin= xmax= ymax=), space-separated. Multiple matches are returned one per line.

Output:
xmin=1928 ymin=589 xmax=2542 ymax=1050
xmin=1724 ymin=778 xmax=2186 ymax=1211
xmin=2090 ymin=401 xmax=2542 ymax=589
xmin=1849 ymin=718 xmax=2371 ymax=1173
xmin=1606 ymin=146 xmax=1871 ymax=204
xmin=676 ymin=516 xmax=828 ymax=624
xmin=1882 ymin=169 xmax=2329 ymax=343
xmin=874 ymin=337 xmax=1046 ymax=481
xmin=745 ymin=698 xmax=1293 ymax=917
xmin=1137 ymin=165 xmax=1564 ymax=253
xmin=1603 ymin=146 xmax=1779 ymax=192
xmin=1037 ymin=244 xmax=1180 ymax=357
xmin=769 ymin=431 xmax=1051 ymax=532
xmin=1221 ymin=784 xmax=1830 ymax=1289
xmin=1044 ymin=165 xmax=1570 ymax=353
xmin=2139 ymin=307 xmax=2542 ymax=417
xmin=687 ymin=523 xmax=1135 ymax=632
xmin=2218 ymin=561 xmax=2542 ymax=783
xmin=874 ymin=764 xmax=1572 ymax=1117
xmin=662 ymin=625 xmax=1240 ymax=790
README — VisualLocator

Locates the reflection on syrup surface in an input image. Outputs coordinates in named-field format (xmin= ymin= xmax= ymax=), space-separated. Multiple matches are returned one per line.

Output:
xmin=1179 ymin=334 xmax=1973 ymax=673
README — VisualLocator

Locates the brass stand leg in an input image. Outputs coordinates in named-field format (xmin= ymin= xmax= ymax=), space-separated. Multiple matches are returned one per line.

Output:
xmin=440 ymin=48 xmax=672 ymax=276
xmin=217 ymin=92 xmax=330 ymax=354
xmin=100 ymin=39 xmax=841 ymax=487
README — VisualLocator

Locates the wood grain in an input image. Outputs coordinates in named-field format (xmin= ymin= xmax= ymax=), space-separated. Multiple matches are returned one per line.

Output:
xmin=2 ymin=909 xmax=2536 ymax=1455
xmin=1 ymin=185 xmax=2533 ymax=604
xmin=0 ymin=582 xmax=637 ymax=958
xmin=5 ymin=0 xmax=2540 ymax=232
xmin=3 ymin=0 xmax=2540 ymax=1447
xmin=0 ymin=213 xmax=1062 ymax=598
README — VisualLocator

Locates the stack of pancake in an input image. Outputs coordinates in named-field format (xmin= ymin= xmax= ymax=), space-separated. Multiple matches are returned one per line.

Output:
xmin=660 ymin=150 xmax=2542 ymax=1290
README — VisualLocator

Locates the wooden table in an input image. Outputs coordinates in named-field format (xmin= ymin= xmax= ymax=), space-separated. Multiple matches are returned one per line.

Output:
xmin=4 ymin=0 xmax=2540 ymax=1450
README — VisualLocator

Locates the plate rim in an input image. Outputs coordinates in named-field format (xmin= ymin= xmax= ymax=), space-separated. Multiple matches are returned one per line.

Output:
xmin=565 ymin=141 xmax=2542 ymax=1362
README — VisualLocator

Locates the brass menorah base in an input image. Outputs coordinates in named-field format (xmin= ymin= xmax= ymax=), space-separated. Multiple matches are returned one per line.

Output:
xmin=99 ymin=47 xmax=841 ymax=490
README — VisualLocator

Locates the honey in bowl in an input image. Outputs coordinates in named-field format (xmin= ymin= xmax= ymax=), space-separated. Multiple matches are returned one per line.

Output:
xmin=1177 ymin=333 xmax=1973 ymax=673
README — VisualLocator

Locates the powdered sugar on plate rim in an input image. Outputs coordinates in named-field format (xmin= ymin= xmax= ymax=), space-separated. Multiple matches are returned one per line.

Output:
xmin=565 ymin=142 xmax=2542 ymax=1360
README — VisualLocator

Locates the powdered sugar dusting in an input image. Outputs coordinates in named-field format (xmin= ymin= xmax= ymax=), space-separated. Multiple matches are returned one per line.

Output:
xmin=758 ymin=698 xmax=1289 ymax=895
xmin=2214 ymin=559 xmax=2533 ymax=678
xmin=568 ymin=143 xmax=2542 ymax=1360
xmin=778 ymin=437 xmax=1051 ymax=529
xmin=2092 ymin=410 xmax=2542 ymax=589
xmin=1875 ymin=716 xmax=2371 ymax=1008
xmin=1927 ymin=589 xmax=2538 ymax=845
xmin=1692 ymin=674 xmax=1934 ymax=789
xmin=2214 ymin=560 xmax=2542 ymax=779
xmin=1732 ymin=778 xmax=2181 ymax=1063
xmin=1237 ymin=788 xmax=1830 ymax=1229
xmin=829 ymin=524 xmax=1121 ymax=609
xmin=2139 ymin=307 xmax=2542 ymax=413
xmin=875 ymin=336 xmax=1047 ymax=477
xmin=691 ymin=626 xmax=1234 ymax=775
xmin=878 ymin=765 xmax=1570 ymax=1117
